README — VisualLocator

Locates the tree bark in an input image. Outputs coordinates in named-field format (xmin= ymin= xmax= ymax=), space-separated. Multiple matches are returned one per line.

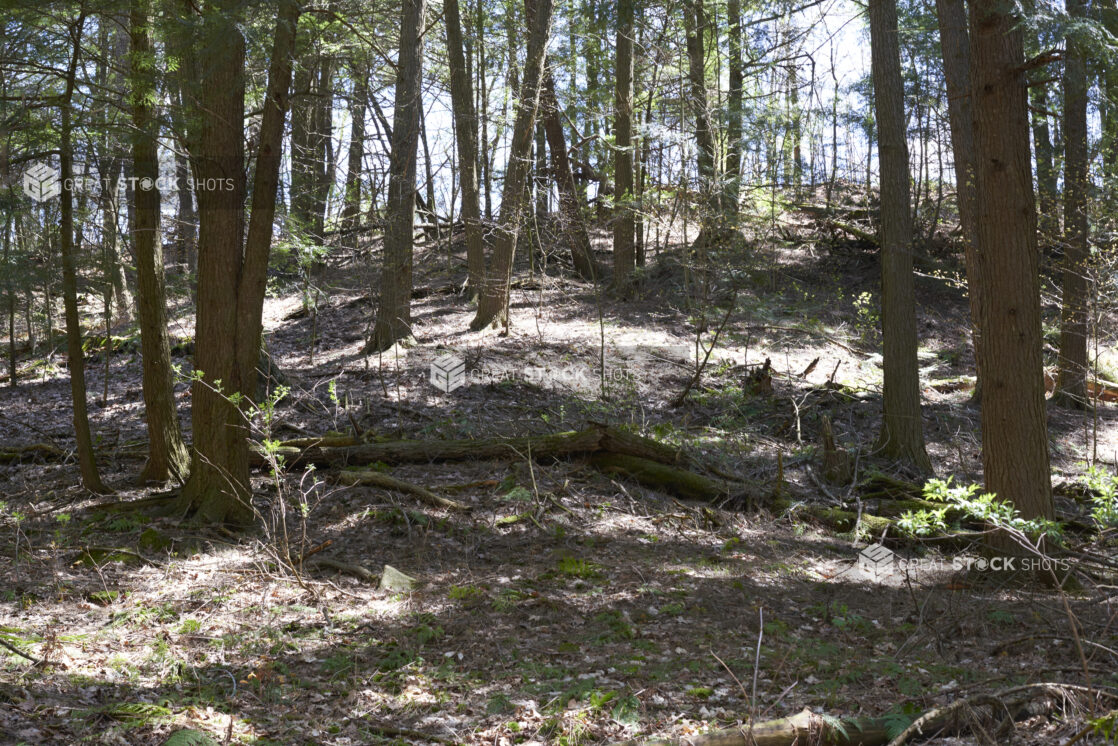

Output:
xmin=612 ymin=0 xmax=636 ymax=294
xmin=130 ymin=0 xmax=190 ymax=484
xmin=935 ymin=0 xmax=982 ymax=401
xmin=444 ymin=0 xmax=487 ymax=298
xmin=969 ymin=0 xmax=1053 ymax=520
xmin=59 ymin=10 xmax=106 ymax=494
xmin=370 ymin=0 xmax=426 ymax=350
xmin=1054 ymin=0 xmax=1089 ymax=408
xmin=178 ymin=0 xmax=299 ymax=525
xmin=870 ymin=0 xmax=931 ymax=472
xmin=470 ymin=0 xmax=554 ymax=330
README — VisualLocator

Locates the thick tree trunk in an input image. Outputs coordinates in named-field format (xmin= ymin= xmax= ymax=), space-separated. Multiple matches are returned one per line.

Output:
xmin=1054 ymin=0 xmax=1090 ymax=408
xmin=370 ymin=0 xmax=426 ymax=350
xmin=130 ymin=0 xmax=189 ymax=484
xmin=59 ymin=12 xmax=106 ymax=494
xmin=935 ymin=0 xmax=982 ymax=402
xmin=540 ymin=71 xmax=599 ymax=281
xmin=179 ymin=0 xmax=299 ymax=525
xmin=612 ymin=0 xmax=636 ymax=294
xmin=969 ymin=0 xmax=1053 ymax=520
xmin=444 ymin=0 xmax=486 ymax=298
xmin=870 ymin=0 xmax=931 ymax=472
xmin=470 ymin=0 xmax=554 ymax=330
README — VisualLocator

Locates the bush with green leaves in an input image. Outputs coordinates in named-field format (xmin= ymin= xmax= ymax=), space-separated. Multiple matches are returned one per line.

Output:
xmin=1081 ymin=466 xmax=1118 ymax=528
xmin=897 ymin=478 xmax=1064 ymax=540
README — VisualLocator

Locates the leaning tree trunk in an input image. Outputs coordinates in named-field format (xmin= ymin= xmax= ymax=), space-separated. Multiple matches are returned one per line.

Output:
xmin=540 ymin=70 xmax=600 ymax=281
xmin=59 ymin=10 xmax=106 ymax=494
xmin=470 ymin=0 xmax=555 ymax=330
xmin=178 ymin=0 xmax=299 ymax=525
xmin=935 ymin=0 xmax=982 ymax=402
xmin=130 ymin=0 xmax=189 ymax=484
xmin=444 ymin=0 xmax=486 ymax=298
xmin=969 ymin=0 xmax=1053 ymax=521
xmin=1054 ymin=0 xmax=1089 ymax=409
xmin=870 ymin=0 xmax=931 ymax=472
xmin=612 ymin=0 xmax=636 ymax=294
xmin=370 ymin=0 xmax=426 ymax=351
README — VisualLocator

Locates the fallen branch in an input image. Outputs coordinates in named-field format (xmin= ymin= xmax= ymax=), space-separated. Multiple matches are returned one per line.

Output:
xmin=0 ymin=637 xmax=43 ymax=666
xmin=333 ymin=470 xmax=469 ymax=511
xmin=306 ymin=558 xmax=379 ymax=583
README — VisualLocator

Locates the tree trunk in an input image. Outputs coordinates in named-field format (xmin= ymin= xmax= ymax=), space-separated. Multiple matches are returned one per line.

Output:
xmin=444 ymin=0 xmax=487 ymax=299
xmin=541 ymin=70 xmax=600 ymax=281
xmin=725 ymin=0 xmax=744 ymax=212
xmin=1054 ymin=0 xmax=1089 ymax=408
xmin=969 ymin=0 xmax=1053 ymax=520
xmin=935 ymin=0 xmax=982 ymax=402
xmin=59 ymin=13 xmax=106 ymax=494
xmin=1030 ymin=82 xmax=1059 ymax=240
xmin=370 ymin=0 xmax=426 ymax=350
xmin=130 ymin=0 xmax=190 ymax=484
xmin=870 ymin=0 xmax=931 ymax=472
xmin=341 ymin=58 xmax=367 ymax=251
xmin=178 ymin=0 xmax=299 ymax=525
xmin=470 ymin=0 xmax=554 ymax=330
xmin=683 ymin=0 xmax=719 ymax=222
xmin=612 ymin=0 xmax=636 ymax=294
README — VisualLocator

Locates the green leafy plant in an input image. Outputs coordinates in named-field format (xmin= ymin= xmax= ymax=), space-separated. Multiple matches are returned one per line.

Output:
xmin=898 ymin=478 xmax=1064 ymax=540
xmin=1082 ymin=466 xmax=1118 ymax=528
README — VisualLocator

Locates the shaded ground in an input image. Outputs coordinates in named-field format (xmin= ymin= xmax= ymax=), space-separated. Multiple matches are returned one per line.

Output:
xmin=2 ymin=204 xmax=1117 ymax=744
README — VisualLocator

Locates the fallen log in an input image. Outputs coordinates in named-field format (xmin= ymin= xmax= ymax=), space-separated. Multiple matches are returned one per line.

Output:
xmin=826 ymin=219 xmax=878 ymax=246
xmin=611 ymin=707 xmax=892 ymax=746
xmin=591 ymin=453 xmax=733 ymax=502
xmin=0 ymin=443 xmax=64 ymax=463
xmin=262 ymin=424 xmax=687 ymax=470
xmin=333 ymin=470 xmax=469 ymax=511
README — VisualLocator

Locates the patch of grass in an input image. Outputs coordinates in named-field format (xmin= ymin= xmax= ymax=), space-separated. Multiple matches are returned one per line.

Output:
xmin=556 ymin=556 xmax=602 ymax=579
xmin=687 ymin=685 xmax=714 ymax=699
xmin=448 ymin=584 xmax=485 ymax=602
xmin=593 ymin=610 xmax=636 ymax=641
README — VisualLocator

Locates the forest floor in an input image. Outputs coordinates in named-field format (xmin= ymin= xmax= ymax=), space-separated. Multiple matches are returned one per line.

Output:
xmin=1 ymin=203 xmax=1117 ymax=745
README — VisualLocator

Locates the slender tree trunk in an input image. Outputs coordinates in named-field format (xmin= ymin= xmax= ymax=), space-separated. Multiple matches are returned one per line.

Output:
xmin=1030 ymin=82 xmax=1059 ymax=240
xmin=370 ymin=0 xmax=426 ymax=350
xmin=725 ymin=0 xmax=743 ymax=212
xmin=470 ymin=0 xmax=555 ymax=330
xmin=870 ymin=0 xmax=931 ymax=473
xmin=130 ymin=0 xmax=189 ymax=484
xmin=969 ymin=0 xmax=1053 ymax=520
xmin=444 ymin=0 xmax=487 ymax=298
xmin=612 ymin=0 xmax=636 ymax=294
xmin=59 ymin=11 xmax=106 ymax=493
xmin=342 ymin=59 xmax=367 ymax=251
xmin=935 ymin=0 xmax=982 ymax=401
xmin=179 ymin=0 xmax=299 ymax=525
xmin=541 ymin=70 xmax=600 ymax=280
xmin=1055 ymin=0 xmax=1090 ymax=408
xmin=683 ymin=0 xmax=719 ymax=223
xmin=3 ymin=212 xmax=14 ymax=388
